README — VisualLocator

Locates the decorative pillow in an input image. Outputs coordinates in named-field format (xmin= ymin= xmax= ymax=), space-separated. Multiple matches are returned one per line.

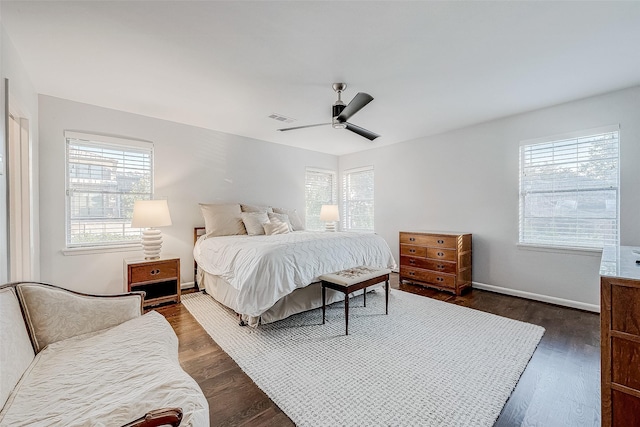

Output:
xmin=199 ymin=203 xmax=247 ymax=236
xmin=263 ymin=221 xmax=290 ymax=235
xmin=241 ymin=204 xmax=274 ymax=214
xmin=273 ymin=207 xmax=305 ymax=231
xmin=268 ymin=212 xmax=292 ymax=231
xmin=241 ymin=212 xmax=269 ymax=236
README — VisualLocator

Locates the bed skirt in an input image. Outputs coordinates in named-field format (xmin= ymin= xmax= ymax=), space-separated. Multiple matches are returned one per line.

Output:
xmin=197 ymin=269 xmax=371 ymax=326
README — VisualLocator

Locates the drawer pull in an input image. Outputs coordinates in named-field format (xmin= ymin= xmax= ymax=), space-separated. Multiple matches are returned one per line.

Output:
xmin=409 ymin=249 xmax=416 ymax=253
xmin=409 ymin=237 xmax=415 ymax=241
xmin=437 ymin=239 xmax=444 ymax=244
xmin=409 ymin=259 xmax=416 ymax=264
xmin=409 ymin=272 xmax=415 ymax=276
xmin=437 ymin=264 xmax=444 ymax=270
xmin=436 ymin=277 xmax=444 ymax=282
xmin=150 ymin=269 xmax=161 ymax=275
xmin=437 ymin=252 xmax=444 ymax=257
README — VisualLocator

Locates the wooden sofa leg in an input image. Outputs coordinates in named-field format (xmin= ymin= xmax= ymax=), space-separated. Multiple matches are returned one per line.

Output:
xmin=122 ymin=407 xmax=183 ymax=427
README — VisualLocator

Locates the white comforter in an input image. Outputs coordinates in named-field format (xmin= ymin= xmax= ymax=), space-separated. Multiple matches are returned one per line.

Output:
xmin=194 ymin=231 xmax=396 ymax=317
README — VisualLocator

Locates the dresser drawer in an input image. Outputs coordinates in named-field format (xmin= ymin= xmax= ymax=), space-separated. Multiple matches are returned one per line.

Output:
xmin=400 ymin=256 xmax=456 ymax=274
xmin=422 ymin=235 xmax=457 ymax=249
xmin=129 ymin=260 xmax=178 ymax=283
xmin=401 ymin=267 xmax=456 ymax=288
xmin=426 ymin=248 xmax=457 ymax=262
xmin=400 ymin=244 xmax=427 ymax=258
xmin=400 ymin=233 xmax=428 ymax=245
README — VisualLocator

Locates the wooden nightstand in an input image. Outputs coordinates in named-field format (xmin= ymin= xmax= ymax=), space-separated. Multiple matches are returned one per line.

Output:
xmin=124 ymin=257 xmax=181 ymax=308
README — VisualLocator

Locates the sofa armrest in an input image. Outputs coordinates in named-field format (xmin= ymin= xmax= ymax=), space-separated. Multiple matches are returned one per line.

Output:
xmin=122 ymin=408 xmax=182 ymax=427
xmin=15 ymin=282 xmax=145 ymax=353
xmin=122 ymin=408 xmax=183 ymax=427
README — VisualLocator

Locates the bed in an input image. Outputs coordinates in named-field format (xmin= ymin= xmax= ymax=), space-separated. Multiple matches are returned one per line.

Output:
xmin=193 ymin=228 xmax=396 ymax=326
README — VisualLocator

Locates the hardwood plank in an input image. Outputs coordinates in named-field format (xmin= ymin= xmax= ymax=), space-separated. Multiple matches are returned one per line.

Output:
xmin=157 ymin=274 xmax=600 ymax=426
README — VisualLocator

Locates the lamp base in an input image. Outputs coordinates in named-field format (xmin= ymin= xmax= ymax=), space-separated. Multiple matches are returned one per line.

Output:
xmin=141 ymin=228 xmax=163 ymax=260
xmin=324 ymin=222 xmax=337 ymax=232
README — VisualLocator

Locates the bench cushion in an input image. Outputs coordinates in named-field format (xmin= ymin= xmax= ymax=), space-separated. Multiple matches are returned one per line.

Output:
xmin=0 ymin=311 xmax=208 ymax=427
xmin=319 ymin=266 xmax=392 ymax=286
xmin=0 ymin=288 xmax=35 ymax=410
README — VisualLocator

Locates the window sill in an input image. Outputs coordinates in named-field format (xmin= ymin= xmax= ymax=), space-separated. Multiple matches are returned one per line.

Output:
xmin=516 ymin=243 xmax=603 ymax=257
xmin=62 ymin=243 xmax=142 ymax=256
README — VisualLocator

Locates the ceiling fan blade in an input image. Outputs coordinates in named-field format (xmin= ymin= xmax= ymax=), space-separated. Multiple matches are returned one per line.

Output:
xmin=336 ymin=92 xmax=374 ymax=123
xmin=277 ymin=123 xmax=331 ymax=132
xmin=345 ymin=122 xmax=380 ymax=141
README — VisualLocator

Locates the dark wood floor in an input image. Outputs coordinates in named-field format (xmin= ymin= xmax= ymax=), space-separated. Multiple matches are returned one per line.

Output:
xmin=157 ymin=274 xmax=600 ymax=426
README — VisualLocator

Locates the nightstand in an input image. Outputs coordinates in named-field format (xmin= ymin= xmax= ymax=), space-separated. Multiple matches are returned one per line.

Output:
xmin=124 ymin=257 xmax=181 ymax=308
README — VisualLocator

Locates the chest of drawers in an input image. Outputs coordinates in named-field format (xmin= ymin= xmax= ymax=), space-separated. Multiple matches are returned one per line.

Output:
xmin=600 ymin=246 xmax=640 ymax=427
xmin=399 ymin=231 xmax=472 ymax=295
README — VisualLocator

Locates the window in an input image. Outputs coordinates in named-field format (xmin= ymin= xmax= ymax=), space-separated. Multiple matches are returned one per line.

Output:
xmin=65 ymin=131 xmax=153 ymax=248
xmin=305 ymin=168 xmax=337 ymax=231
xmin=342 ymin=166 xmax=374 ymax=232
xmin=519 ymin=126 xmax=619 ymax=249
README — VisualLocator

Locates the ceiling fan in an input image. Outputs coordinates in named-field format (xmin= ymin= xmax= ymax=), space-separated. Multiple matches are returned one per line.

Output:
xmin=277 ymin=83 xmax=380 ymax=141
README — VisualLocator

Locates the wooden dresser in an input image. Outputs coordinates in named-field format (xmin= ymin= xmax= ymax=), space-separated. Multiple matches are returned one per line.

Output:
xmin=399 ymin=231 xmax=472 ymax=295
xmin=600 ymin=246 xmax=640 ymax=427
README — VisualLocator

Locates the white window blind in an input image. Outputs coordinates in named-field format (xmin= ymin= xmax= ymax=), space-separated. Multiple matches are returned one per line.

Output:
xmin=519 ymin=126 xmax=619 ymax=249
xmin=65 ymin=132 xmax=153 ymax=248
xmin=342 ymin=166 xmax=374 ymax=232
xmin=305 ymin=168 xmax=336 ymax=231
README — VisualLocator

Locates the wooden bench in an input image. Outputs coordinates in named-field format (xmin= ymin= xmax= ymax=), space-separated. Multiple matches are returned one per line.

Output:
xmin=319 ymin=266 xmax=391 ymax=335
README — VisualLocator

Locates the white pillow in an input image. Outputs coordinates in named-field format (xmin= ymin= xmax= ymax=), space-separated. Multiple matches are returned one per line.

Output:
xmin=273 ymin=207 xmax=305 ymax=231
xmin=268 ymin=212 xmax=292 ymax=231
xmin=241 ymin=204 xmax=274 ymax=214
xmin=199 ymin=203 xmax=247 ymax=236
xmin=264 ymin=221 xmax=290 ymax=235
xmin=241 ymin=212 xmax=269 ymax=236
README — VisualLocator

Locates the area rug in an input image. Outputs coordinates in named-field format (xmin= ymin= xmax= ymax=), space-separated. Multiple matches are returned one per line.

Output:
xmin=182 ymin=289 xmax=544 ymax=426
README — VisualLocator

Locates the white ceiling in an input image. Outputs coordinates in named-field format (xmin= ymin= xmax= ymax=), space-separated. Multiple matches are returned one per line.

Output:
xmin=2 ymin=1 xmax=640 ymax=156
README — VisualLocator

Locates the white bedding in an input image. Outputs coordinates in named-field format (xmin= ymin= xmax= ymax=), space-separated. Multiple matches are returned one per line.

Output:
xmin=194 ymin=231 xmax=396 ymax=317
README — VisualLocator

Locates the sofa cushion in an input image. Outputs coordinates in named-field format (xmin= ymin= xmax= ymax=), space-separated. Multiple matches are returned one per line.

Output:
xmin=17 ymin=283 xmax=142 ymax=352
xmin=0 ymin=311 xmax=208 ymax=427
xmin=0 ymin=287 xmax=35 ymax=410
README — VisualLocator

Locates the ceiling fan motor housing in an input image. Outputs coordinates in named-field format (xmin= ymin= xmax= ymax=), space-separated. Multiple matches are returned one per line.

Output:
xmin=332 ymin=104 xmax=347 ymax=129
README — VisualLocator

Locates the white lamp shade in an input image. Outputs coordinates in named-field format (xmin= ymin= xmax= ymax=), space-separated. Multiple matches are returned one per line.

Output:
xmin=131 ymin=200 xmax=172 ymax=228
xmin=320 ymin=204 xmax=340 ymax=222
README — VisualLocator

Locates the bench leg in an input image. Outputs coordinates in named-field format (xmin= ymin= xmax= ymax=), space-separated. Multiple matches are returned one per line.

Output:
xmin=322 ymin=284 xmax=326 ymax=324
xmin=385 ymin=279 xmax=389 ymax=315
xmin=345 ymin=293 xmax=349 ymax=335
xmin=363 ymin=287 xmax=366 ymax=307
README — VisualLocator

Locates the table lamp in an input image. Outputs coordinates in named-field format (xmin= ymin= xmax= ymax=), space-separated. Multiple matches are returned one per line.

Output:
xmin=131 ymin=199 xmax=172 ymax=259
xmin=320 ymin=204 xmax=340 ymax=232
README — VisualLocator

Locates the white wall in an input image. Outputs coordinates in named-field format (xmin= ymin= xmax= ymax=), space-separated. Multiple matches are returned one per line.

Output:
xmin=0 ymin=24 xmax=39 ymax=282
xmin=38 ymin=95 xmax=337 ymax=294
xmin=340 ymin=85 xmax=640 ymax=311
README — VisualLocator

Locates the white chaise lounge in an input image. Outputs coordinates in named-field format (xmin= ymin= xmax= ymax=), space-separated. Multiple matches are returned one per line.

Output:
xmin=0 ymin=282 xmax=209 ymax=427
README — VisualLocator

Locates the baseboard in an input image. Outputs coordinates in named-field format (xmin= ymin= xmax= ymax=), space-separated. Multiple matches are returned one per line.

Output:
xmin=472 ymin=281 xmax=600 ymax=313
xmin=181 ymin=281 xmax=196 ymax=290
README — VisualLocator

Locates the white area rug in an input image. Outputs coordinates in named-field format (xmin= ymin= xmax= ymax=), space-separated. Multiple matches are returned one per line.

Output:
xmin=182 ymin=289 xmax=544 ymax=426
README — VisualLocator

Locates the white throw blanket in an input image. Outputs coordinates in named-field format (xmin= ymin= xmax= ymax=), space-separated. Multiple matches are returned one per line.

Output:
xmin=194 ymin=231 xmax=396 ymax=317
xmin=0 ymin=312 xmax=209 ymax=427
